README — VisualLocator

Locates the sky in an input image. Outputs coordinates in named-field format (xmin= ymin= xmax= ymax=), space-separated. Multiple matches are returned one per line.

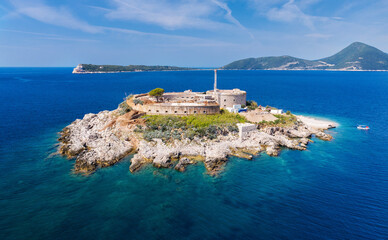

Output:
xmin=0 ymin=0 xmax=387 ymax=67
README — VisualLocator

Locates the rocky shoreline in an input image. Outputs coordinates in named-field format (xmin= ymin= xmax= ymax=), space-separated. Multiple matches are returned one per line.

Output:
xmin=57 ymin=109 xmax=337 ymax=175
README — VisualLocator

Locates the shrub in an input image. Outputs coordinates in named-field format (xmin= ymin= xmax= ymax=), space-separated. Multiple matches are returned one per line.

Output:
xmin=133 ymin=99 xmax=144 ymax=105
xmin=246 ymin=100 xmax=258 ymax=110
xmin=118 ymin=101 xmax=132 ymax=115
xmin=134 ymin=128 xmax=143 ymax=133
xmin=227 ymin=125 xmax=238 ymax=132
xmin=134 ymin=125 xmax=143 ymax=133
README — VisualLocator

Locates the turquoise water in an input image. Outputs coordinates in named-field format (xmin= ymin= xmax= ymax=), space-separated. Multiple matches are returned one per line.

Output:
xmin=0 ymin=68 xmax=387 ymax=239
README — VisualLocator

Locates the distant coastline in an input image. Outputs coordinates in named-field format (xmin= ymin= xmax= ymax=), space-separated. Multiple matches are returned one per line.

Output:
xmin=73 ymin=42 xmax=388 ymax=74
xmin=73 ymin=67 xmax=388 ymax=74
xmin=72 ymin=64 xmax=196 ymax=74
xmin=220 ymin=68 xmax=388 ymax=72
xmin=222 ymin=42 xmax=388 ymax=71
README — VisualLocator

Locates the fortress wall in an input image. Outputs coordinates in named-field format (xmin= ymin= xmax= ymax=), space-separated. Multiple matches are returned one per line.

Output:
xmin=219 ymin=93 xmax=246 ymax=108
xmin=146 ymin=105 xmax=220 ymax=115
xmin=129 ymin=101 xmax=220 ymax=115
xmin=162 ymin=92 xmax=215 ymax=102
xmin=129 ymin=90 xmax=245 ymax=115
xmin=162 ymin=92 xmax=197 ymax=101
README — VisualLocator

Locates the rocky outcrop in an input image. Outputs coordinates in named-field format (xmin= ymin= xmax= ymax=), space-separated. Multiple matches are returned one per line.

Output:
xmin=127 ymin=125 xmax=330 ymax=175
xmin=58 ymin=110 xmax=136 ymax=174
xmin=174 ymin=157 xmax=194 ymax=172
xmin=58 ymin=110 xmax=336 ymax=175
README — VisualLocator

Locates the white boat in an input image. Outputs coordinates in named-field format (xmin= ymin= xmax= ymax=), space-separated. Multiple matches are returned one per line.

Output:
xmin=357 ymin=125 xmax=370 ymax=130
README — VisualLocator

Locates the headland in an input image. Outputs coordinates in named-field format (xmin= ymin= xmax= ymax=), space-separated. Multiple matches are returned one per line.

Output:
xmin=72 ymin=64 xmax=195 ymax=74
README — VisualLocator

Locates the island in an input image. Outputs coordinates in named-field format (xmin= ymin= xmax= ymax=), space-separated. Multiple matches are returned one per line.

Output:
xmin=222 ymin=42 xmax=388 ymax=71
xmin=72 ymin=64 xmax=195 ymax=74
xmin=58 ymin=70 xmax=337 ymax=175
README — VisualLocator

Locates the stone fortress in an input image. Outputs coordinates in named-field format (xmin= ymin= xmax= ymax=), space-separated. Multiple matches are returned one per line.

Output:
xmin=128 ymin=70 xmax=246 ymax=115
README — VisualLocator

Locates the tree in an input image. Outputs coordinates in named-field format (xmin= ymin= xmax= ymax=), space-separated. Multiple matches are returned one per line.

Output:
xmin=149 ymin=88 xmax=165 ymax=102
xmin=246 ymin=100 xmax=258 ymax=110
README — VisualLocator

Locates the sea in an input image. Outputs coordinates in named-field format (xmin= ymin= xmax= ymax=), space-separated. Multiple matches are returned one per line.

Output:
xmin=0 ymin=68 xmax=387 ymax=240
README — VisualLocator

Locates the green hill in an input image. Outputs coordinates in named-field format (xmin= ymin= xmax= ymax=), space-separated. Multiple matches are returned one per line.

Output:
xmin=222 ymin=56 xmax=321 ymax=70
xmin=320 ymin=42 xmax=388 ymax=70
xmin=77 ymin=64 xmax=194 ymax=73
xmin=223 ymin=42 xmax=388 ymax=71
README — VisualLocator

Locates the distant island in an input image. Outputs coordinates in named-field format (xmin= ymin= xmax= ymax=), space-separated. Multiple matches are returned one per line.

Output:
xmin=223 ymin=42 xmax=388 ymax=71
xmin=59 ymin=70 xmax=337 ymax=175
xmin=72 ymin=64 xmax=194 ymax=73
xmin=73 ymin=42 xmax=388 ymax=73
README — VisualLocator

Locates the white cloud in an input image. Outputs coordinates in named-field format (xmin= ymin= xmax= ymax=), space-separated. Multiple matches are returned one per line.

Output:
xmin=8 ymin=0 xmax=235 ymax=43
xmin=0 ymin=29 xmax=99 ymax=42
xmin=10 ymin=0 xmax=103 ymax=33
xmin=0 ymin=28 xmax=59 ymax=37
xmin=8 ymin=0 xmax=254 ymax=44
xmin=249 ymin=0 xmax=287 ymax=10
xmin=305 ymin=33 xmax=332 ymax=39
xmin=211 ymin=0 xmax=254 ymax=38
xmin=102 ymin=26 xmax=235 ymax=47
xmin=250 ymin=0 xmax=330 ymax=29
xmin=105 ymin=0 xmax=217 ymax=29
xmin=37 ymin=37 xmax=99 ymax=42
xmin=104 ymin=0 xmax=249 ymax=32
xmin=266 ymin=0 xmax=319 ymax=29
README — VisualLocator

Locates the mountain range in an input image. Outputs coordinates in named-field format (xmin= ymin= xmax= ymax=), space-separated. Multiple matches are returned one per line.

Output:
xmin=222 ymin=42 xmax=388 ymax=71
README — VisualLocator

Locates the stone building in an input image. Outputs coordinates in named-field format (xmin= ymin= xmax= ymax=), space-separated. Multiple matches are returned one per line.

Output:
xmin=206 ymin=69 xmax=246 ymax=108
xmin=237 ymin=123 xmax=257 ymax=140
xmin=129 ymin=70 xmax=247 ymax=115
xmin=207 ymin=89 xmax=246 ymax=108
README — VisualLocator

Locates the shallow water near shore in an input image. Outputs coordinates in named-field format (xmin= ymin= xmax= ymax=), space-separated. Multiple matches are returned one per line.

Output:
xmin=0 ymin=68 xmax=387 ymax=239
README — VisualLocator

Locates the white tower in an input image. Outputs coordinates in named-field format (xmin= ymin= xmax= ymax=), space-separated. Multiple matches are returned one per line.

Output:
xmin=214 ymin=69 xmax=217 ymax=92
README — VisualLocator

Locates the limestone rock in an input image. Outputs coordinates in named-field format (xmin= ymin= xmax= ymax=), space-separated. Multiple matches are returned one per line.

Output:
xmin=315 ymin=131 xmax=333 ymax=141
xmin=58 ymin=108 xmax=335 ymax=175
xmin=58 ymin=110 xmax=134 ymax=174
xmin=174 ymin=157 xmax=192 ymax=172
xmin=153 ymin=155 xmax=172 ymax=168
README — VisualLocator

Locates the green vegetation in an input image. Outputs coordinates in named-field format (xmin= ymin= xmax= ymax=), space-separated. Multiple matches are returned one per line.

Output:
xmin=223 ymin=56 xmax=317 ymax=70
xmin=320 ymin=42 xmax=388 ymax=70
xmin=118 ymin=101 xmax=132 ymax=115
xmin=80 ymin=64 xmax=195 ymax=72
xmin=133 ymin=99 xmax=144 ymax=105
xmin=246 ymin=100 xmax=258 ymax=110
xmin=148 ymin=88 xmax=165 ymax=102
xmin=222 ymin=42 xmax=388 ymax=71
xmin=258 ymin=113 xmax=297 ymax=128
xmin=139 ymin=111 xmax=246 ymax=141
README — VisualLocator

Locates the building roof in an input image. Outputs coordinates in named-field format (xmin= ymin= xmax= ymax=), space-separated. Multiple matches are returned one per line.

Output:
xmin=207 ymin=89 xmax=246 ymax=95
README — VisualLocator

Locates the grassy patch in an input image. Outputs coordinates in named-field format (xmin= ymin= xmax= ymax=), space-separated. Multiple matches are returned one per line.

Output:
xmin=143 ymin=110 xmax=246 ymax=128
xmin=258 ymin=113 xmax=297 ymax=128
xmin=140 ymin=111 xmax=246 ymax=141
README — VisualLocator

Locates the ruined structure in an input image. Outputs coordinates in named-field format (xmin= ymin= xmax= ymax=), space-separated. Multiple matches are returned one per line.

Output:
xmin=129 ymin=70 xmax=247 ymax=115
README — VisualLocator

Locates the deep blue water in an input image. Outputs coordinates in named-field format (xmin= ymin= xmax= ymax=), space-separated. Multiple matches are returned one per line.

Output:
xmin=0 ymin=68 xmax=387 ymax=240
